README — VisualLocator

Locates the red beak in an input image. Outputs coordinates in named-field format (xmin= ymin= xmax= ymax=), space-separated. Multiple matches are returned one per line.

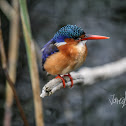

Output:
xmin=82 ymin=34 xmax=110 ymax=40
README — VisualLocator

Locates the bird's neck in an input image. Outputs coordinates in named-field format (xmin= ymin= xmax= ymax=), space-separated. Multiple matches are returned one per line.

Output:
xmin=76 ymin=40 xmax=87 ymax=51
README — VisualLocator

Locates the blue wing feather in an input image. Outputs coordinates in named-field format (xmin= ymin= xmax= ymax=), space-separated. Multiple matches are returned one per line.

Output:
xmin=41 ymin=39 xmax=59 ymax=70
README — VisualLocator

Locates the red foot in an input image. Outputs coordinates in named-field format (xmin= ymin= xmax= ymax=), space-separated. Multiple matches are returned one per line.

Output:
xmin=64 ymin=73 xmax=73 ymax=87
xmin=55 ymin=75 xmax=66 ymax=88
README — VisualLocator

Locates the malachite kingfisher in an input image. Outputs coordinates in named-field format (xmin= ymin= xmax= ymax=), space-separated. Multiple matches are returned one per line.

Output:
xmin=41 ymin=25 xmax=109 ymax=88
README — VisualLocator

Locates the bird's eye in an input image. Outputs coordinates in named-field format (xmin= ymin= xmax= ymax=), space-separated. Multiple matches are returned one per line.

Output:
xmin=75 ymin=37 xmax=81 ymax=40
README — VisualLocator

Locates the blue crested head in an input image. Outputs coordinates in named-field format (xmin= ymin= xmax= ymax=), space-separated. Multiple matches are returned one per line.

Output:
xmin=53 ymin=25 xmax=85 ymax=42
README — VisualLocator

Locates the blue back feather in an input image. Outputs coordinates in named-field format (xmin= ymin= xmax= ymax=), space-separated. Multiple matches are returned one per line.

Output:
xmin=42 ymin=39 xmax=59 ymax=68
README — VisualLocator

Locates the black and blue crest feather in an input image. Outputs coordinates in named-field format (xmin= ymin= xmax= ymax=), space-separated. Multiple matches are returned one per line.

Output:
xmin=53 ymin=24 xmax=85 ymax=42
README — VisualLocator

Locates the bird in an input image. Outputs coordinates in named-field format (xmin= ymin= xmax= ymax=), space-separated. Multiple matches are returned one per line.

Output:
xmin=41 ymin=25 xmax=109 ymax=88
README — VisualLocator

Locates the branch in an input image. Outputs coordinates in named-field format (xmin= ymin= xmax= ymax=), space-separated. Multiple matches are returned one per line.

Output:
xmin=40 ymin=58 xmax=126 ymax=98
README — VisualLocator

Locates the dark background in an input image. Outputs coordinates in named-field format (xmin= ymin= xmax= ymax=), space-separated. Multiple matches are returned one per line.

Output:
xmin=1 ymin=0 xmax=126 ymax=126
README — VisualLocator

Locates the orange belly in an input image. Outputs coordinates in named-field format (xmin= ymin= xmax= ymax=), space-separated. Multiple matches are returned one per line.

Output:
xmin=44 ymin=44 xmax=87 ymax=75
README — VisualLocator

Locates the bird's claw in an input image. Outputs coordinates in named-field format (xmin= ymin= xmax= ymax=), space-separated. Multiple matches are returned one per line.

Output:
xmin=55 ymin=74 xmax=73 ymax=88
xmin=64 ymin=73 xmax=73 ymax=87
xmin=55 ymin=75 xmax=66 ymax=88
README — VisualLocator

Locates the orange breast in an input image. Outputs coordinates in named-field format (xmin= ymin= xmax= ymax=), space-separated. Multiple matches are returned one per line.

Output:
xmin=44 ymin=44 xmax=87 ymax=75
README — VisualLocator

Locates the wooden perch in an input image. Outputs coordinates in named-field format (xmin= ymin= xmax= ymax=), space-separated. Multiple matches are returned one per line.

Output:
xmin=40 ymin=57 xmax=126 ymax=98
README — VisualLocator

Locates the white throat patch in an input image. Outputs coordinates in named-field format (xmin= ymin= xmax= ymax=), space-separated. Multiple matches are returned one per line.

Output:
xmin=77 ymin=40 xmax=87 ymax=47
xmin=76 ymin=40 xmax=87 ymax=51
